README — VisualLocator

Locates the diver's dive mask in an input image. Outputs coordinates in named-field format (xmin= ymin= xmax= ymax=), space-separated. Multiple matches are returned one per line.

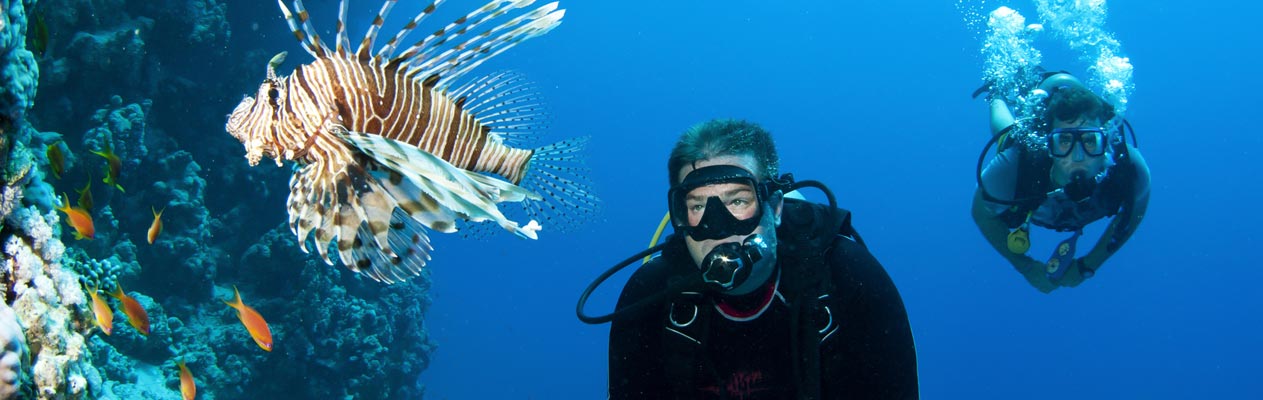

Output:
xmin=1048 ymin=126 xmax=1114 ymax=202
xmin=1047 ymin=127 xmax=1107 ymax=158
xmin=668 ymin=165 xmax=777 ymax=241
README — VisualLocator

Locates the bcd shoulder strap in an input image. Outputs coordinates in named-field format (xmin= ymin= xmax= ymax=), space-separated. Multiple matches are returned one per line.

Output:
xmin=779 ymin=199 xmax=865 ymax=400
xmin=1000 ymin=146 xmax=1054 ymax=228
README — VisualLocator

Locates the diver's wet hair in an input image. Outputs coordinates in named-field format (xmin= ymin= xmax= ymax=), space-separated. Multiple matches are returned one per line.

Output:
xmin=1047 ymin=86 xmax=1108 ymax=127
xmin=668 ymin=119 xmax=779 ymax=185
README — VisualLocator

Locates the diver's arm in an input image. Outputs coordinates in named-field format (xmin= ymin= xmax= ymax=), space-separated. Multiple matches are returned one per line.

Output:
xmin=1075 ymin=147 xmax=1151 ymax=279
xmin=972 ymin=189 xmax=1057 ymax=293
xmin=990 ymin=99 xmax=1016 ymax=136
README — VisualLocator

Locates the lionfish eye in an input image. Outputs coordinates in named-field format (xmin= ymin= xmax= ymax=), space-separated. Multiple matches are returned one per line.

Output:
xmin=267 ymin=87 xmax=280 ymax=107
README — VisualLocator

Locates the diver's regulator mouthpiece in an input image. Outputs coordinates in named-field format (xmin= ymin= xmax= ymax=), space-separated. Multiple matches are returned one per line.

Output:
xmin=1064 ymin=169 xmax=1096 ymax=202
xmin=700 ymin=234 xmax=768 ymax=292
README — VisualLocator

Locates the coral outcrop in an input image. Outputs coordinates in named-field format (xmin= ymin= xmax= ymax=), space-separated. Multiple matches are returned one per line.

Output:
xmin=0 ymin=303 xmax=25 ymax=400
xmin=2 ymin=1 xmax=439 ymax=399
xmin=4 ymin=205 xmax=100 ymax=399
xmin=0 ymin=0 xmax=38 ymax=122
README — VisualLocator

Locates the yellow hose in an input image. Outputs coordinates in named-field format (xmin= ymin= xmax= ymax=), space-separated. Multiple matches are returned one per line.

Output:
xmin=645 ymin=212 xmax=671 ymax=264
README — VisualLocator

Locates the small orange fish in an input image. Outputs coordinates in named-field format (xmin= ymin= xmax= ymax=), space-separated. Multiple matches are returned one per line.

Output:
xmin=46 ymin=142 xmax=65 ymax=179
xmin=109 ymin=284 xmax=150 ymax=335
xmin=55 ymin=193 xmax=95 ymax=240
xmin=177 ymin=360 xmax=196 ymax=400
xmin=90 ymin=142 xmax=124 ymax=192
xmin=87 ymin=283 xmax=113 ymax=335
xmin=224 ymin=286 xmax=272 ymax=351
xmin=76 ymin=178 xmax=93 ymax=211
xmin=147 ymin=206 xmax=164 ymax=244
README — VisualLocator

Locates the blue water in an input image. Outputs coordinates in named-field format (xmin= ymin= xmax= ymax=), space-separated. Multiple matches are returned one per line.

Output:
xmin=15 ymin=0 xmax=1262 ymax=397
xmin=378 ymin=0 xmax=1263 ymax=398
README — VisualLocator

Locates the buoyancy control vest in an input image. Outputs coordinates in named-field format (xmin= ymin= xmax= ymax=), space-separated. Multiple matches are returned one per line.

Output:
xmin=658 ymin=198 xmax=865 ymax=400
xmin=975 ymin=69 xmax=1141 ymax=233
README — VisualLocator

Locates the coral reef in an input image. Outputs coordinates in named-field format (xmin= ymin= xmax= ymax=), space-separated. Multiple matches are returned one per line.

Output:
xmin=0 ymin=303 xmax=25 ymax=400
xmin=138 ymin=148 xmax=226 ymax=301
xmin=1 ymin=1 xmax=440 ymax=399
xmin=0 ymin=0 xmax=38 ymax=122
xmin=235 ymin=226 xmax=436 ymax=399
xmin=2 ymin=0 xmax=113 ymax=398
xmin=82 ymin=96 xmax=148 ymax=176
xmin=3 ymin=205 xmax=100 ymax=399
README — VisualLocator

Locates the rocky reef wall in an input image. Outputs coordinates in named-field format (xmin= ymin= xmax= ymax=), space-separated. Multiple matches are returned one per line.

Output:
xmin=0 ymin=0 xmax=438 ymax=398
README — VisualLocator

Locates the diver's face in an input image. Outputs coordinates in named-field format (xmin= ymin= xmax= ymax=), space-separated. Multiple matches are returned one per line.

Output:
xmin=1050 ymin=116 xmax=1107 ymax=187
xmin=677 ymin=155 xmax=781 ymax=269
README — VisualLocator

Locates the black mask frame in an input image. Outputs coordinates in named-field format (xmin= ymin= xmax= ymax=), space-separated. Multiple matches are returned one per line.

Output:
xmin=667 ymin=165 xmax=775 ymax=241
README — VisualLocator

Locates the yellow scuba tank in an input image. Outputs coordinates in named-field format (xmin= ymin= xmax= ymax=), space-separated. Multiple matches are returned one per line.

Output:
xmin=1007 ymin=212 xmax=1033 ymax=254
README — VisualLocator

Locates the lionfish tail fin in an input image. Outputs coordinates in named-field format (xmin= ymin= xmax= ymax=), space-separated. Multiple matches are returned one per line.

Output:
xmin=520 ymin=136 xmax=599 ymax=233
xmin=287 ymin=161 xmax=436 ymax=284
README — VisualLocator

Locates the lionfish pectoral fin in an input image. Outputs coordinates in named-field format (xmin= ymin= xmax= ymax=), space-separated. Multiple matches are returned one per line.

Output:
xmin=286 ymin=160 xmax=436 ymax=283
xmin=338 ymin=130 xmax=543 ymax=239
xmin=288 ymin=163 xmax=339 ymax=265
xmin=464 ymin=172 xmax=541 ymax=203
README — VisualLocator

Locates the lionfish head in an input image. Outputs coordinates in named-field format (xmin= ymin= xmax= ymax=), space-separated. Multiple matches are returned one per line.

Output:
xmin=225 ymin=77 xmax=286 ymax=167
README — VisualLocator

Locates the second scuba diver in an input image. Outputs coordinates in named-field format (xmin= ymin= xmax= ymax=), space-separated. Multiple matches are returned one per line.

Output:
xmin=973 ymin=72 xmax=1152 ymax=293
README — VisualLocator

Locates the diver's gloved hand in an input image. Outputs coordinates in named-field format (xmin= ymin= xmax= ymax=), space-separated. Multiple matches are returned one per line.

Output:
xmin=1014 ymin=257 xmax=1058 ymax=294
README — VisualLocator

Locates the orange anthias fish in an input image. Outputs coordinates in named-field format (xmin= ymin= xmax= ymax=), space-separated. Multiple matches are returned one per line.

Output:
xmin=224 ymin=286 xmax=272 ymax=351
xmin=90 ymin=142 xmax=124 ymax=192
xmin=87 ymin=283 xmax=113 ymax=335
xmin=76 ymin=178 xmax=93 ymax=211
xmin=177 ymin=360 xmax=196 ymax=400
xmin=55 ymin=193 xmax=95 ymax=240
xmin=46 ymin=142 xmax=65 ymax=179
xmin=147 ymin=206 xmax=164 ymax=244
xmin=109 ymin=284 xmax=150 ymax=335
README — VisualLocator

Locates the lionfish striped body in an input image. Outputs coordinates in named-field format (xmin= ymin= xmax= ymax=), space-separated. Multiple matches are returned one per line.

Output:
xmin=225 ymin=0 xmax=595 ymax=283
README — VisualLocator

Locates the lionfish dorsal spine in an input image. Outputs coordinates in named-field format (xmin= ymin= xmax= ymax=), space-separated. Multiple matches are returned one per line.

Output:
xmin=335 ymin=0 xmax=350 ymax=56
xmin=356 ymin=0 xmax=400 ymax=61
xmin=390 ymin=0 xmax=519 ymax=72
xmin=397 ymin=1 xmax=560 ymax=88
xmin=427 ymin=4 xmax=564 ymax=90
xmin=374 ymin=1 xmax=445 ymax=62
xmin=278 ymin=0 xmax=330 ymax=59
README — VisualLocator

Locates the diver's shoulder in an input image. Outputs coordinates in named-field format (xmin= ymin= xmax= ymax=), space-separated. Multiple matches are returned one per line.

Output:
xmin=1125 ymin=144 xmax=1149 ymax=169
xmin=1123 ymin=144 xmax=1151 ymax=194
xmin=823 ymin=234 xmax=891 ymax=287
xmin=825 ymin=234 xmax=876 ymax=266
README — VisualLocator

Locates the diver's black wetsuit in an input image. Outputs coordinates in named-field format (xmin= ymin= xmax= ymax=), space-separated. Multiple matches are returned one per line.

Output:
xmin=608 ymin=204 xmax=919 ymax=399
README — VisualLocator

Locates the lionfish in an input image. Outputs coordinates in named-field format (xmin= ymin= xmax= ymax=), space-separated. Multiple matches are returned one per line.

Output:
xmin=225 ymin=0 xmax=596 ymax=283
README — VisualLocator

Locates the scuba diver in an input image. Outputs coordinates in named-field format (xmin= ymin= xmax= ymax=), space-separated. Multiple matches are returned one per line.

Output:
xmin=973 ymin=71 xmax=1151 ymax=293
xmin=577 ymin=119 xmax=918 ymax=399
